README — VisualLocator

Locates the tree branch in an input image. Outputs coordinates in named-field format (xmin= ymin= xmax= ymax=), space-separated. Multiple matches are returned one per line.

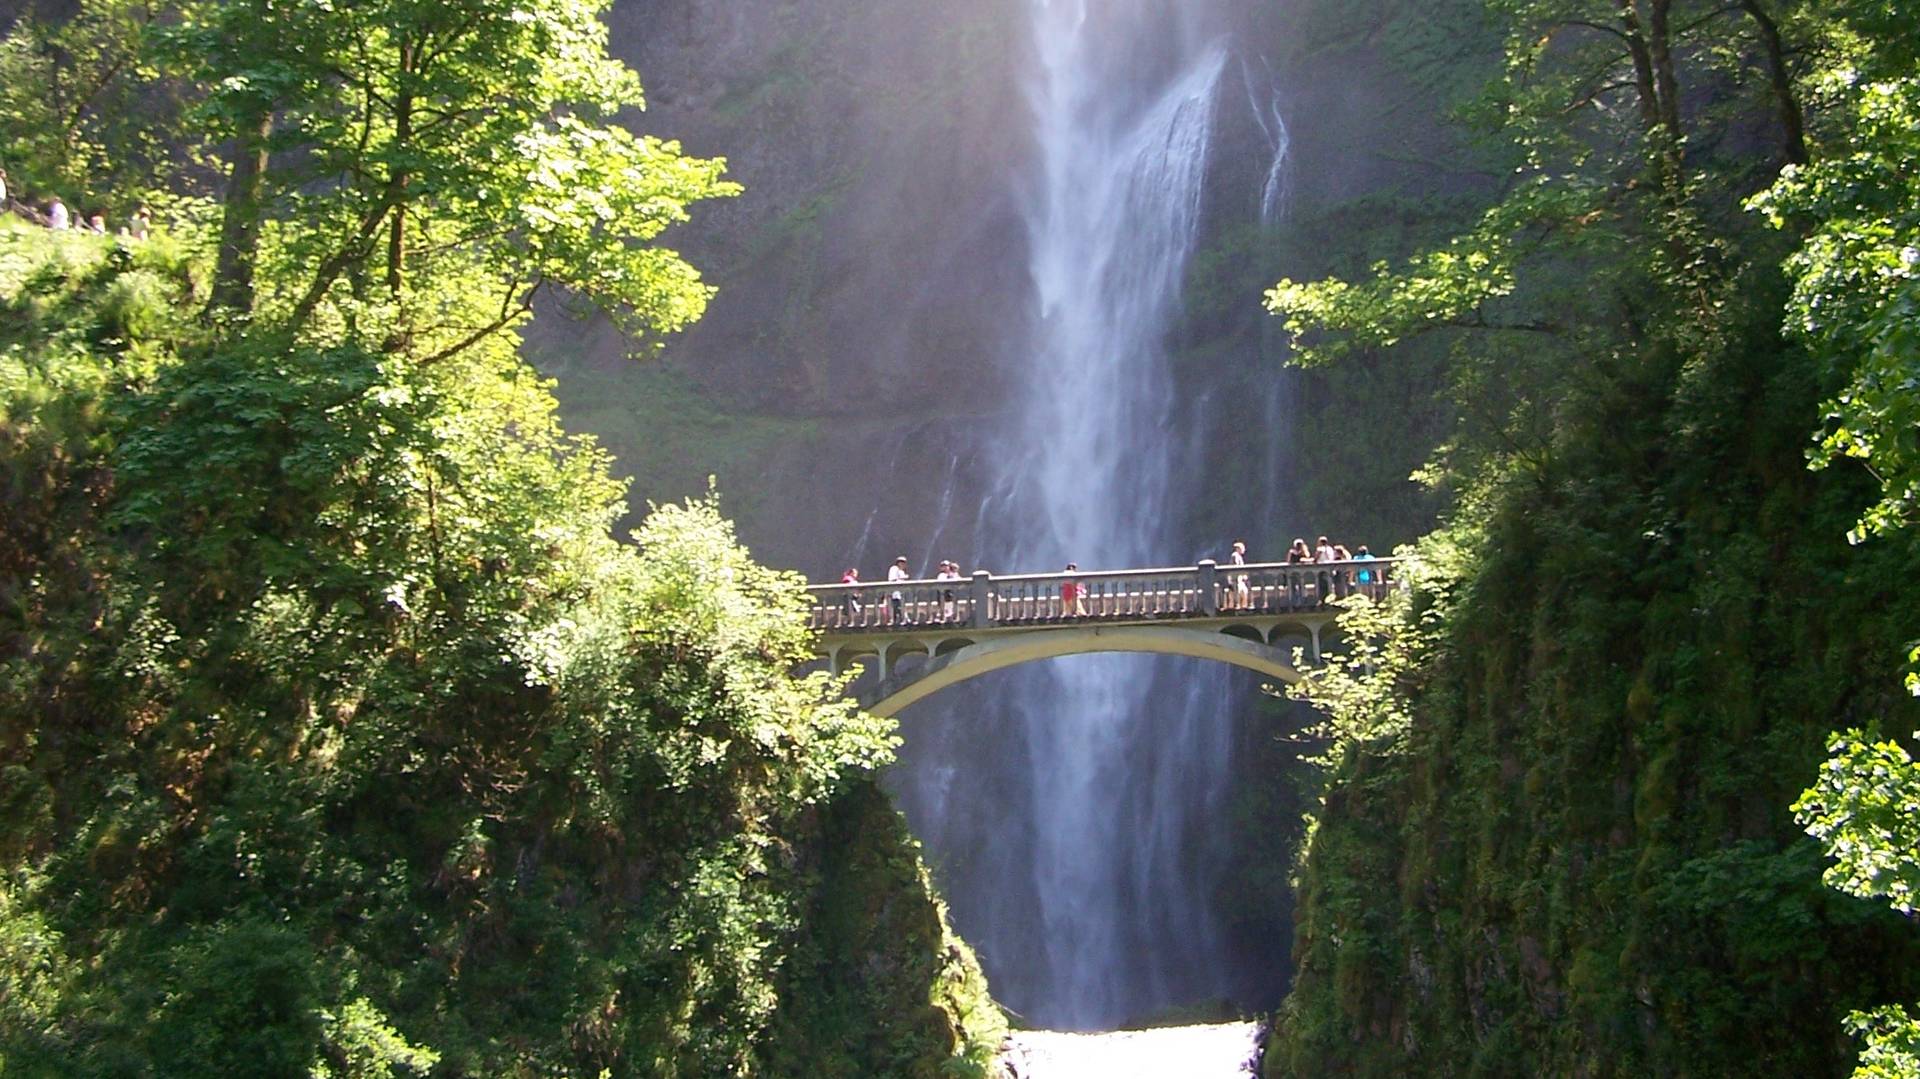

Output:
xmin=416 ymin=280 xmax=538 ymax=367
xmin=288 ymin=193 xmax=404 ymax=326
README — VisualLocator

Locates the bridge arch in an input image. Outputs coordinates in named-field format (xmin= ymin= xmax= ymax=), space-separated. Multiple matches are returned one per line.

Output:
xmin=855 ymin=625 xmax=1305 ymax=718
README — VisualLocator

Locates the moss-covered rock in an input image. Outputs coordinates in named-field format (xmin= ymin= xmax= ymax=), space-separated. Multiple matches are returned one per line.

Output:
xmin=1268 ymin=303 xmax=1920 ymax=1078
xmin=767 ymin=779 xmax=1006 ymax=1078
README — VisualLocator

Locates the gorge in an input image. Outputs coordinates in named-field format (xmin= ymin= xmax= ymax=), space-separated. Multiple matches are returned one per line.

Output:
xmin=5 ymin=0 xmax=1920 ymax=1074
xmin=548 ymin=0 xmax=1345 ymax=1031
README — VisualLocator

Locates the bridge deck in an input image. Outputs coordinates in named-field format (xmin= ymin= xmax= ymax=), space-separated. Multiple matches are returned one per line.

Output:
xmin=807 ymin=559 xmax=1397 ymax=647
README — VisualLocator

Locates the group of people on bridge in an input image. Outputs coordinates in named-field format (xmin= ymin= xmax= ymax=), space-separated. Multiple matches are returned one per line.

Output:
xmin=838 ymin=557 xmax=969 ymax=626
xmin=829 ymin=533 xmax=1384 ymax=630
xmin=1222 ymin=535 xmax=1380 ymax=611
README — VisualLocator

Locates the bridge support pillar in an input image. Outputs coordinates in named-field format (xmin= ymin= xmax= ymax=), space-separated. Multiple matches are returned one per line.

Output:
xmin=1197 ymin=560 xmax=1218 ymax=616
xmin=970 ymin=571 xmax=992 ymax=629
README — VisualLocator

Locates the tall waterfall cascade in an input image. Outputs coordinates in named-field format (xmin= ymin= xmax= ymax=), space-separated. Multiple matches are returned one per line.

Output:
xmin=890 ymin=0 xmax=1289 ymax=1030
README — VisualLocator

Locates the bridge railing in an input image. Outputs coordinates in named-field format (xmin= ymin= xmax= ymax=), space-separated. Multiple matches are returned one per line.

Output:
xmin=806 ymin=558 xmax=1401 ymax=634
xmin=988 ymin=566 xmax=1204 ymax=624
xmin=807 ymin=577 xmax=976 ymax=632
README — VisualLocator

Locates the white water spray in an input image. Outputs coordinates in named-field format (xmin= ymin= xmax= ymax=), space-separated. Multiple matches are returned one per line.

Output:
xmin=999 ymin=0 xmax=1230 ymax=1026
xmin=1242 ymin=59 xmax=1293 ymax=224
xmin=886 ymin=0 xmax=1300 ymax=1032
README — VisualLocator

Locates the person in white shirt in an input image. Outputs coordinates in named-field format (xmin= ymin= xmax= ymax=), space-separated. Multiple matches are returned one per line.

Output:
xmin=887 ymin=556 xmax=911 ymax=625
xmin=1314 ymin=535 xmax=1337 ymax=604
xmin=47 ymin=196 xmax=69 ymax=230
xmin=935 ymin=560 xmax=961 ymax=622
xmin=1226 ymin=540 xmax=1251 ymax=610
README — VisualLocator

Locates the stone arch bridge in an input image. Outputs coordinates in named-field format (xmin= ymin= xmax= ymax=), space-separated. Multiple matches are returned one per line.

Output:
xmin=807 ymin=559 xmax=1399 ymax=717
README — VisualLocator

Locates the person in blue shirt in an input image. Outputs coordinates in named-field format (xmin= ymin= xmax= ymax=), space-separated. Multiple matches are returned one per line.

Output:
xmin=1352 ymin=545 xmax=1379 ymax=597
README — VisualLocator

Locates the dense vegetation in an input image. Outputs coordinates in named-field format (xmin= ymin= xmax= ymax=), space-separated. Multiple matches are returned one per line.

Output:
xmin=1266 ymin=0 xmax=1920 ymax=1074
xmin=0 ymin=0 xmax=1001 ymax=1073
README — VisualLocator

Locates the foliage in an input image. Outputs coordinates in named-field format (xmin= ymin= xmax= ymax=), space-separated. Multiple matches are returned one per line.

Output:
xmin=1851 ymin=1006 xmax=1920 ymax=1079
xmin=0 ymin=2 xmax=989 ymax=1073
xmin=1266 ymin=0 xmax=1827 ymax=493
xmin=1796 ymin=730 xmax=1920 ymax=915
xmin=314 ymin=999 xmax=441 ymax=1079
xmin=1264 ymin=1 xmax=1920 ymax=1076
xmin=761 ymin=781 xmax=1007 ymax=1079
xmin=0 ymin=0 xmax=190 ymax=209
xmin=0 ymin=106 xmax=994 ymax=1079
xmin=1283 ymin=569 xmax=1445 ymax=769
xmin=1759 ymin=13 xmax=1920 ymax=1076
xmin=166 ymin=0 xmax=739 ymax=342
xmin=1758 ymin=76 xmax=1920 ymax=543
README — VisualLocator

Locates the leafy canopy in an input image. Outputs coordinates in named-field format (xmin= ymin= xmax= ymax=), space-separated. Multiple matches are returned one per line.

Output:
xmin=1765 ymin=12 xmax=1920 ymax=1070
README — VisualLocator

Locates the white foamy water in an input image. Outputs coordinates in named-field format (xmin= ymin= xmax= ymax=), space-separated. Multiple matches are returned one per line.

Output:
xmin=988 ymin=1 xmax=1233 ymax=1027
xmin=888 ymin=0 xmax=1296 ymax=1030
xmin=1004 ymin=1022 xmax=1261 ymax=1079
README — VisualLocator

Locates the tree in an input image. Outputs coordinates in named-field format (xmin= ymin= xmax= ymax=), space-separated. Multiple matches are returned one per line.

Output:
xmin=1266 ymin=0 xmax=1825 ymax=492
xmin=173 ymin=0 xmax=739 ymax=347
xmin=1757 ymin=77 xmax=1920 ymax=545
xmin=1762 ymin=10 xmax=1920 ymax=1073
xmin=0 ymin=232 xmax=903 ymax=1072
xmin=0 ymin=0 xmax=193 ymax=208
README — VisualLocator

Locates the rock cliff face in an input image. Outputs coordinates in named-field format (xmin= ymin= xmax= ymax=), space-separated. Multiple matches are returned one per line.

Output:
xmin=600 ymin=0 xmax=1031 ymax=415
xmin=533 ymin=0 xmax=1467 ymax=1025
xmin=522 ymin=0 xmax=1579 ymax=1037
xmin=1265 ymin=312 xmax=1920 ymax=1079
xmin=531 ymin=0 xmax=1034 ymax=580
xmin=533 ymin=0 xmax=1440 ymax=575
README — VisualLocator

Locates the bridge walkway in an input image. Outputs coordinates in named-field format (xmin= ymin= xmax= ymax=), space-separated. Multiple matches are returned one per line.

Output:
xmin=804 ymin=559 xmax=1399 ymax=715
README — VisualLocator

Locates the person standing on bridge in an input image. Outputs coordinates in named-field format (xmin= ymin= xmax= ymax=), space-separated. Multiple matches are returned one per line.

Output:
xmin=840 ymin=567 xmax=863 ymax=625
xmin=1060 ymin=563 xmax=1088 ymax=618
xmin=1331 ymin=542 xmax=1354 ymax=598
xmin=1226 ymin=540 xmax=1251 ymax=611
xmin=1286 ymin=537 xmax=1312 ymax=607
xmin=1352 ymin=545 xmax=1379 ymax=599
xmin=1314 ymin=535 xmax=1338 ymax=604
xmin=936 ymin=560 xmax=961 ymax=622
xmin=888 ymin=556 xmax=911 ymax=625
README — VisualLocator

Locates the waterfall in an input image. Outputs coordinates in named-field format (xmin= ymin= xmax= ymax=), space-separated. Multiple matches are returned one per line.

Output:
xmin=1243 ymin=58 xmax=1293 ymax=225
xmin=888 ymin=1 xmax=1246 ymax=1031
xmin=1007 ymin=5 xmax=1229 ymax=1025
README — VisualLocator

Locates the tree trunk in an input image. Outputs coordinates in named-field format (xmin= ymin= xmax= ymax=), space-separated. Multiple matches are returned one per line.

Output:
xmin=1738 ymin=0 xmax=1808 ymax=165
xmin=209 ymin=108 xmax=272 ymax=317
xmin=1615 ymin=0 xmax=1684 ymax=191
xmin=1613 ymin=1 xmax=1662 ymax=137
xmin=1644 ymin=0 xmax=1682 ymax=140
